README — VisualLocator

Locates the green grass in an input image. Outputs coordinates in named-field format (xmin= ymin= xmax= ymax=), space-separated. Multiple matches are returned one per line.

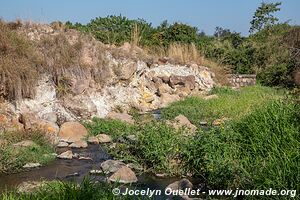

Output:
xmin=0 ymin=131 xmax=55 ymax=173
xmin=185 ymin=100 xmax=300 ymax=191
xmin=84 ymin=118 xmax=136 ymax=139
xmin=85 ymin=119 xmax=189 ymax=175
xmin=84 ymin=86 xmax=299 ymax=195
xmin=1 ymin=178 xmax=145 ymax=200
xmin=161 ymin=86 xmax=284 ymax=125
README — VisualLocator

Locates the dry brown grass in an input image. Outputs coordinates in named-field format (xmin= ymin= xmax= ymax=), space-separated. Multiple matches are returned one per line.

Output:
xmin=201 ymin=59 xmax=231 ymax=86
xmin=131 ymin=23 xmax=142 ymax=47
xmin=0 ymin=20 xmax=40 ymax=100
xmin=145 ymin=42 xmax=230 ymax=84
xmin=167 ymin=43 xmax=204 ymax=65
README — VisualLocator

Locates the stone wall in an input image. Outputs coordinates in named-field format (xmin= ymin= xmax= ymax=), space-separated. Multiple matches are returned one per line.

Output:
xmin=229 ymin=74 xmax=256 ymax=87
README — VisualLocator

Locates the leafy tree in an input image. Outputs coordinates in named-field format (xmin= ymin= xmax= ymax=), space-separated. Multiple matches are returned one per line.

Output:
xmin=214 ymin=26 xmax=232 ymax=38
xmin=249 ymin=2 xmax=281 ymax=34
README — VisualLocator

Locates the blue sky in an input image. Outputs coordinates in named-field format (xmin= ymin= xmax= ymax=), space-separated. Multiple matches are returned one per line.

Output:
xmin=1 ymin=0 xmax=299 ymax=35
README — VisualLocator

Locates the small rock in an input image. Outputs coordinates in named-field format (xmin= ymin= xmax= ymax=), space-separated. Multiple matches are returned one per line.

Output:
xmin=155 ymin=173 xmax=167 ymax=178
xmin=126 ymin=135 xmax=137 ymax=142
xmin=101 ymin=160 xmax=126 ymax=174
xmin=57 ymin=150 xmax=73 ymax=159
xmin=199 ymin=121 xmax=208 ymax=126
xmin=90 ymin=169 xmax=103 ymax=174
xmin=69 ymin=140 xmax=88 ymax=148
xmin=17 ymin=181 xmax=44 ymax=193
xmin=174 ymin=115 xmax=197 ymax=133
xmin=97 ymin=134 xmax=112 ymax=143
xmin=79 ymin=156 xmax=92 ymax=160
xmin=72 ymin=153 xmax=80 ymax=159
xmin=109 ymin=143 xmax=117 ymax=149
xmin=116 ymin=136 xmax=126 ymax=143
xmin=212 ymin=117 xmax=229 ymax=126
xmin=87 ymin=136 xmax=99 ymax=144
xmin=23 ymin=163 xmax=41 ymax=168
xmin=13 ymin=140 xmax=36 ymax=147
xmin=57 ymin=141 xmax=69 ymax=148
xmin=108 ymin=166 xmax=138 ymax=184
xmin=66 ymin=172 xmax=79 ymax=178
xmin=166 ymin=178 xmax=193 ymax=199
xmin=203 ymin=94 xmax=218 ymax=100
xmin=107 ymin=112 xmax=134 ymax=124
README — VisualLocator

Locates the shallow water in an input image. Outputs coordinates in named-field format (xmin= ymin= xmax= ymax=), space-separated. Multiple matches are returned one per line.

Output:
xmin=0 ymin=144 xmax=204 ymax=199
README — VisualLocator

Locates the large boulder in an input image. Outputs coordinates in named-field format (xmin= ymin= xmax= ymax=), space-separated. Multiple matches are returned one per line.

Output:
xmin=113 ymin=60 xmax=137 ymax=80
xmin=58 ymin=122 xmax=88 ymax=143
xmin=108 ymin=166 xmax=138 ymax=184
xmin=169 ymin=75 xmax=196 ymax=90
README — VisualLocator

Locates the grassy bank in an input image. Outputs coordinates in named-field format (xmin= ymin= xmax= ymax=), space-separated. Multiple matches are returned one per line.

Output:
xmin=85 ymin=86 xmax=299 ymax=194
xmin=1 ymin=179 xmax=142 ymax=200
xmin=162 ymin=86 xmax=284 ymax=125
xmin=0 ymin=131 xmax=55 ymax=173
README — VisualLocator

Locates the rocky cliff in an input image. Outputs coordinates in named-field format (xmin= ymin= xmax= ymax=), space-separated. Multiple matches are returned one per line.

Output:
xmin=0 ymin=21 xmax=215 ymax=137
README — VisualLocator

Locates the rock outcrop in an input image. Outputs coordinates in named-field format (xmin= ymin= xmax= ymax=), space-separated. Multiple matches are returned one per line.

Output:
xmin=0 ymin=22 xmax=215 ymax=135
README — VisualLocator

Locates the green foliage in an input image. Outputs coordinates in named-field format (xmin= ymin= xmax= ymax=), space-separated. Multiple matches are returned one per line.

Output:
xmin=192 ymin=101 xmax=300 ymax=190
xmin=0 ymin=131 xmax=55 ymax=173
xmin=134 ymin=122 xmax=188 ymax=174
xmin=65 ymin=10 xmax=300 ymax=88
xmin=84 ymin=117 xmax=136 ymax=139
xmin=1 ymin=178 xmax=143 ymax=200
xmin=66 ymin=16 xmax=199 ymax=48
xmin=250 ymin=2 xmax=282 ymax=34
xmin=85 ymin=118 xmax=188 ymax=175
xmin=162 ymin=86 xmax=282 ymax=125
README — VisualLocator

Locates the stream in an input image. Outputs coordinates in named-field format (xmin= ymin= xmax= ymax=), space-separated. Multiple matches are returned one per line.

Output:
xmin=0 ymin=111 xmax=206 ymax=199
xmin=0 ymin=144 xmax=204 ymax=199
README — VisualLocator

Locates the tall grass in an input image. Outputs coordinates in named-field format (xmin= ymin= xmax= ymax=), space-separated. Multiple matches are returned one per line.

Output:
xmin=162 ymin=86 xmax=283 ymax=125
xmin=1 ymin=178 xmax=142 ymax=200
xmin=0 ymin=20 xmax=40 ymax=100
xmin=185 ymin=100 xmax=300 ymax=191
xmin=166 ymin=42 xmax=203 ymax=65
xmin=85 ymin=119 xmax=189 ymax=175
xmin=0 ymin=131 xmax=55 ymax=173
